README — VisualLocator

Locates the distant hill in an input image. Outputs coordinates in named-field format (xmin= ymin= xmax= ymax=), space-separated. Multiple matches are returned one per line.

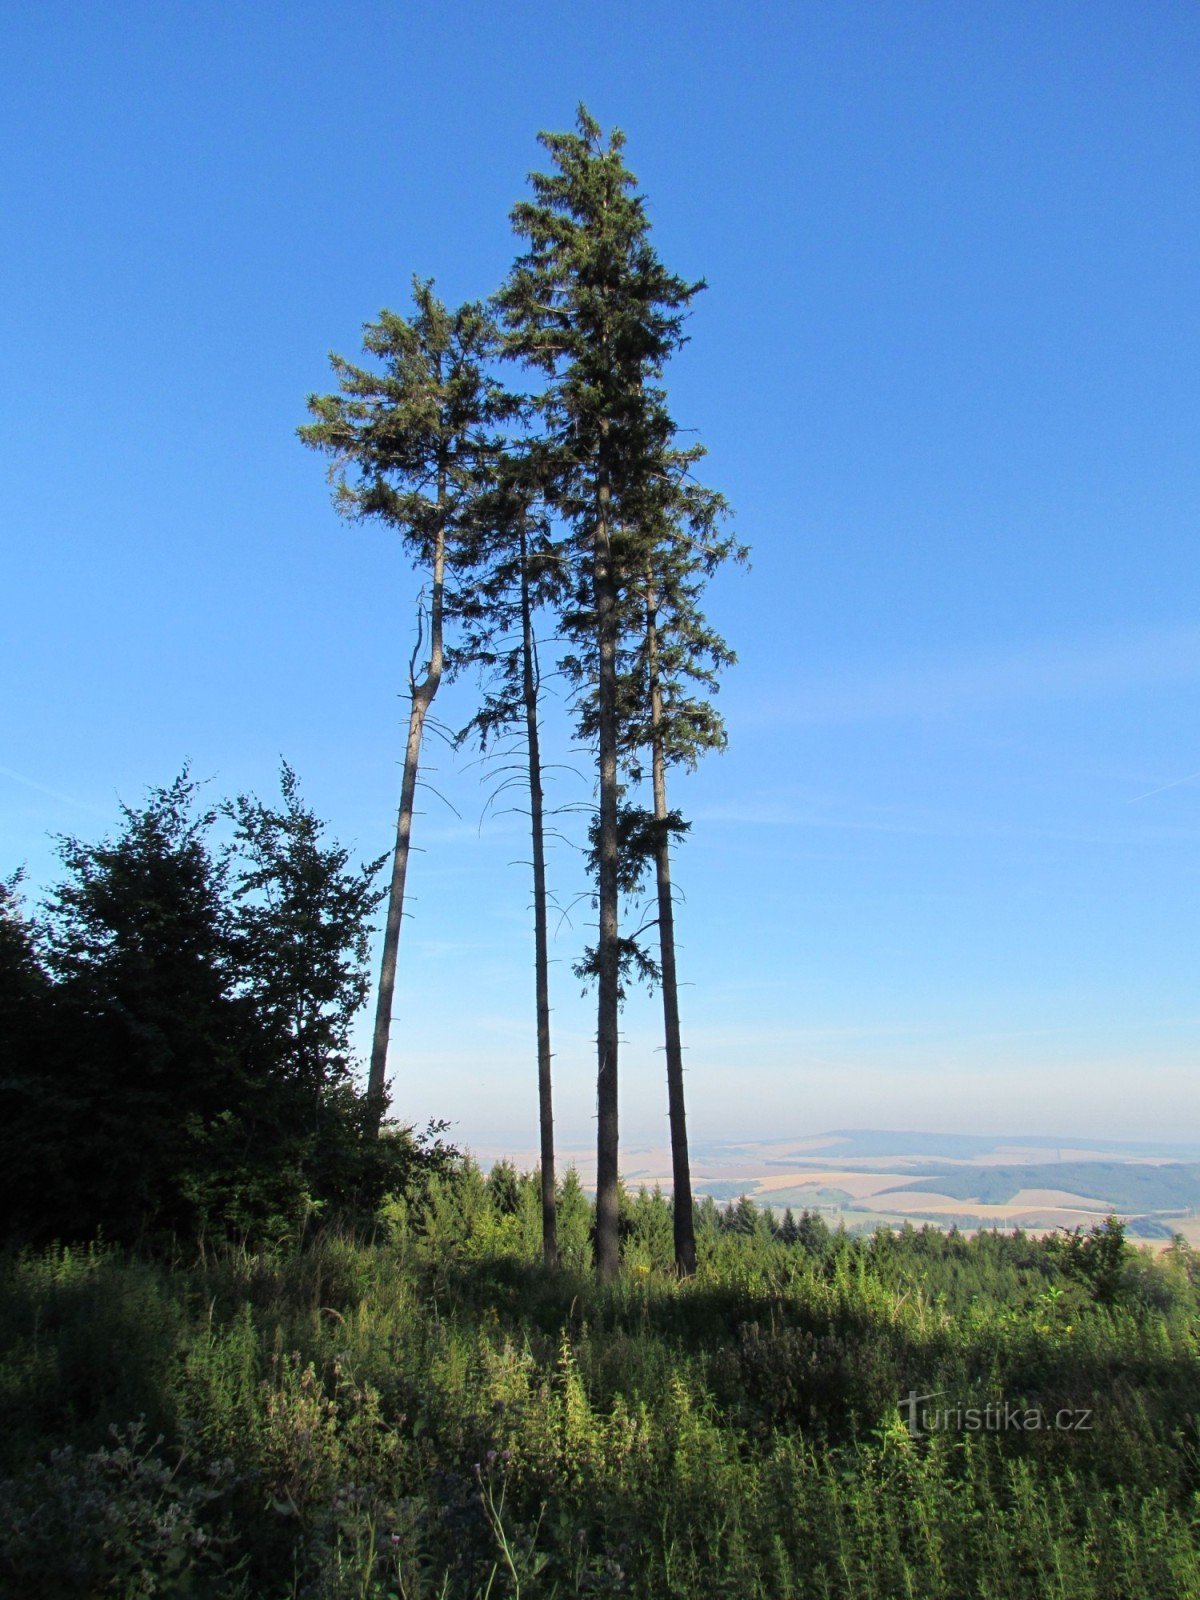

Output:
xmin=821 ymin=1130 xmax=1200 ymax=1162
xmin=894 ymin=1161 xmax=1200 ymax=1213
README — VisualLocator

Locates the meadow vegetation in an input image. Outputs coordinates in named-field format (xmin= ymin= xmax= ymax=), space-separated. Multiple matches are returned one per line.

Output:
xmin=3 ymin=1169 xmax=1199 ymax=1598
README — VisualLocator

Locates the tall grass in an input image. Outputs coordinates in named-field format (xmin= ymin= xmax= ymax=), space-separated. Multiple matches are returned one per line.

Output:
xmin=1 ymin=1183 xmax=1197 ymax=1596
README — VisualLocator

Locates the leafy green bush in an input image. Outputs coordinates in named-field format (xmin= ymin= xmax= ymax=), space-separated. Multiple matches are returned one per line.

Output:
xmin=0 ymin=1421 xmax=241 ymax=1598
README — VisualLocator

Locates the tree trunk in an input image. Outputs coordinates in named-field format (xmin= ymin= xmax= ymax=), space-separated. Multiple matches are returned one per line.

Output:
xmin=520 ymin=527 xmax=558 ymax=1268
xmin=645 ymin=574 xmax=697 ymax=1275
xmin=594 ymin=448 xmax=621 ymax=1281
xmin=366 ymin=510 xmax=446 ymax=1129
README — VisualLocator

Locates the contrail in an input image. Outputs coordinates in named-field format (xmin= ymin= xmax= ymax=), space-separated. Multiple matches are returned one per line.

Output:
xmin=1128 ymin=769 xmax=1200 ymax=803
xmin=0 ymin=764 xmax=108 ymax=814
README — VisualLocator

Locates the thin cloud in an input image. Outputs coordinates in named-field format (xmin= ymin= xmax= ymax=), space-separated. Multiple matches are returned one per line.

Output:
xmin=1128 ymin=769 xmax=1200 ymax=803
xmin=0 ymin=764 xmax=110 ymax=816
xmin=690 ymin=796 xmax=1200 ymax=848
xmin=758 ymin=624 xmax=1200 ymax=726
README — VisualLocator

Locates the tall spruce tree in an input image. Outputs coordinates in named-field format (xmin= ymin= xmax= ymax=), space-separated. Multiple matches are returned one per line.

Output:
xmin=499 ymin=107 xmax=703 ymax=1278
xmin=300 ymin=283 xmax=506 ymax=1125
xmin=454 ymin=457 xmax=567 ymax=1266
xmin=618 ymin=460 xmax=745 ymax=1274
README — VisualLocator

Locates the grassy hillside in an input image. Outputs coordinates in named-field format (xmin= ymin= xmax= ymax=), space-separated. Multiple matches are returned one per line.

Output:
xmin=2 ymin=1176 xmax=1199 ymax=1597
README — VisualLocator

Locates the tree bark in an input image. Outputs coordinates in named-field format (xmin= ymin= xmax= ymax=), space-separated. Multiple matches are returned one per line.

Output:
xmin=520 ymin=526 xmax=558 ymax=1268
xmin=645 ymin=573 xmax=697 ymax=1275
xmin=366 ymin=502 xmax=446 ymax=1129
xmin=594 ymin=443 xmax=621 ymax=1281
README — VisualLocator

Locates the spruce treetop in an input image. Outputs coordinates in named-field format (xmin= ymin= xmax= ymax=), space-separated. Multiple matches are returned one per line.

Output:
xmin=299 ymin=279 xmax=508 ymax=565
xmin=498 ymin=106 xmax=702 ymax=525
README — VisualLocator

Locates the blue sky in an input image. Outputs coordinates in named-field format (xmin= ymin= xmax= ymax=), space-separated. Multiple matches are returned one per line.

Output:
xmin=3 ymin=1 xmax=1199 ymax=1151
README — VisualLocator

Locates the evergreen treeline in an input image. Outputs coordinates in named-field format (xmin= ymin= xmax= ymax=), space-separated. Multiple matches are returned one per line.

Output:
xmin=0 ymin=767 xmax=454 ymax=1248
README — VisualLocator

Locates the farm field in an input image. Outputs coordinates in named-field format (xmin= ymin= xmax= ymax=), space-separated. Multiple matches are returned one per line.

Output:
xmin=473 ymin=1130 xmax=1200 ymax=1242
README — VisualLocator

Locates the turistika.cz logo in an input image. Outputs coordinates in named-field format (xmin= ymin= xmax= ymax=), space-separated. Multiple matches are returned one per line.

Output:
xmin=900 ymin=1389 xmax=1093 ymax=1438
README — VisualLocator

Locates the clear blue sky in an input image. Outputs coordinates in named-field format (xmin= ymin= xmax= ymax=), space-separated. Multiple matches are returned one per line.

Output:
xmin=4 ymin=1 xmax=1199 ymax=1151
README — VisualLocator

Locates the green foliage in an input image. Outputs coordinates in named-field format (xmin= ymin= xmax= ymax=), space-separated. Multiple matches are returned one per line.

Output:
xmin=486 ymin=1159 xmax=521 ymax=1217
xmin=299 ymin=279 xmax=508 ymax=572
xmin=0 ymin=869 xmax=46 ymax=1014
xmin=499 ymin=105 xmax=700 ymax=515
xmin=0 ymin=1420 xmax=242 ymax=1599
xmin=1055 ymin=1215 xmax=1132 ymax=1306
xmin=556 ymin=1166 xmax=593 ymax=1273
xmin=2 ymin=1202 xmax=1198 ymax=1596
xmin=0 ymin=767 xmax=450 ymax=1250
xmin=224 ymin=763 xmax=387 ymax=1102
xmin=15 ymin=771 xmax=247 ymax=1243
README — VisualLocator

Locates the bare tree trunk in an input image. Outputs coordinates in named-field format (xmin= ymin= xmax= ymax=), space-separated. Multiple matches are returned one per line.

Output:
xmin=520 ymin=526 xmax=558 ymax=1268
xmin=645 ymin=574 xmax=697 ymax=1275
xmin=367 ymin=508 xmax=446 ymax=1129
xmin=594 ymin=446 xmax=621 ymax=1281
